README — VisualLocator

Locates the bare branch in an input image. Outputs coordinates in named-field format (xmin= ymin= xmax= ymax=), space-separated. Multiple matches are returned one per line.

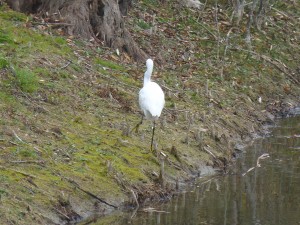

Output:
xmin=242 ymin=153 xmax=270 ymax=176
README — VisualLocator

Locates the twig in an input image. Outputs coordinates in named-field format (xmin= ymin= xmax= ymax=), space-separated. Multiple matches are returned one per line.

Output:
xmin=194 ymin=20 xmax=218 ymax=40
xmin=242 ymin=153 xmax=270 ymax=176
xmin=64 ymin=177 xmax=118 ymax=209
xmin=59 ymin=60 xmax=71 ymax=70
xmin=9 ymin=65 xmax=17 ymax=77
xmin=224 ymin=28 xmax=233 ymax=58
xmin=130 ymin=189 xmax=139 ymax=208
xmin=220 ymin=27 xmax=234 ymax=77
xmin=12 ymin=130 xmax=24 ymax=143
xmin=9 ymin=141 xmax=18 ymax=145
xmin=203 ymin=146 xmax=217 ymax=159
xmin=31 ymin=22 xmax=74 ymax=27
xmin=52 ymin=207 xmax=71 ymax=221
xmin=160 ymin=84 xmax=174 ymax=92
xmin=33 ymin=146 xmax=43 ymax=153
xmin=271 ymin=6 xmax=291 ymax=19
xmin=0 ymin=166 xmax=37 ymax=178
xmin=9 ymin=160 xmax=45 ymax=165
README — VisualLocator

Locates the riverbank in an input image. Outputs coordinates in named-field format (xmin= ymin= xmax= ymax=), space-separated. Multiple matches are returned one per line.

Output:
xmin=0 ymin=1 xmax=299 ymax=224
xmin=102 ymin=113 xmax=300 ymax=225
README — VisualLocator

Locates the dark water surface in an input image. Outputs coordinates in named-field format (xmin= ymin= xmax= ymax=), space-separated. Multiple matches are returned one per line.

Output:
xmin=91 ymin=115 xmax=300 ymax=225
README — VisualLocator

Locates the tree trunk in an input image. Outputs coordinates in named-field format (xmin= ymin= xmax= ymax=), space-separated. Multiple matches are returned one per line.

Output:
xmin=5 ymin=0 xmax=146 ymax=62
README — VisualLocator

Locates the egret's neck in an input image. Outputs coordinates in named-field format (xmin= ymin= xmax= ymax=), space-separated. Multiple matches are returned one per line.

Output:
xmin=143 ymin=67 xmax=153 ymax=86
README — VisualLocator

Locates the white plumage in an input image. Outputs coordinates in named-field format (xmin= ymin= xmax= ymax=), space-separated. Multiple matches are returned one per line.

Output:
xmin=138 ymin=59 xmax=165 ymax=151
xmin=139 ymin=59 xmax=165 ymax=120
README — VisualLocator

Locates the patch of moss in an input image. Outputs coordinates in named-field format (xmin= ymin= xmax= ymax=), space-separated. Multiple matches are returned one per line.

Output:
xmin=94 ymin=58 xmax=126 ymax=71
xmin=0 ymin=28 xmax=14 ymax=44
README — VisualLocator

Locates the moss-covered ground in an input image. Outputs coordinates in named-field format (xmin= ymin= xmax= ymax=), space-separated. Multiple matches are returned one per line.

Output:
xmin=0 ymin=1 xmax=299 ymax=224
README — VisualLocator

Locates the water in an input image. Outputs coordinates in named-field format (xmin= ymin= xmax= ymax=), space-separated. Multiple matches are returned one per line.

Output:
xmin=89 ymin=115 xmax=300 ymax=225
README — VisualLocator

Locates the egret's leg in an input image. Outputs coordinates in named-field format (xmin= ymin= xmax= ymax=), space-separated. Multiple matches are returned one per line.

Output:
xmin=150 ymin=121 xmax=156 ymax=152
xmin=131 ymin=115 xmax=144 ymax=134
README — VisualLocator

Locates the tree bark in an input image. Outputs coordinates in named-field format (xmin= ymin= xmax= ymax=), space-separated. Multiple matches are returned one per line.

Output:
xmin=5 ymin=0 xmax=146 ymax=62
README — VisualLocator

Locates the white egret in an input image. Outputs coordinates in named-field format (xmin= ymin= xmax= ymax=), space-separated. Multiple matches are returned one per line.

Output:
xmin=136 ymin=59 xmax=165 ymax=151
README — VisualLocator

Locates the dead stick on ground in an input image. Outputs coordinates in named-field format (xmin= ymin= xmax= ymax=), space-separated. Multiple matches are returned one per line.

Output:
xmin=59 ymin=60 xmax=71 ymax=70
xmin=0 ymin=166 xmax=37 ymax=178
xmin=52 ymin=207 xmax=71 ymax=221
xmin=64 ymin=177 xmax=118 ymax=209
xmin=131 ymin=189 xmax=139 ymax=208
xmin=9 ymin=141 xmax=18 ymax=145
xmin=203 ymin=146 xmax=217 ymax=159
xmin=31 ymin=22 xmax=74 ymax=26
xmin=12 ymin=130 xmax=24 ymax=143
xmin=195 ymin=20 xmax=218 ymax=40
xmin=10 ymin=160 xmax=45 ymax=165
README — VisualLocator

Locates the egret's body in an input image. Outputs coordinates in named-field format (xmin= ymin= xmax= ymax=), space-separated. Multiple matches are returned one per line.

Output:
xmin=138 ymin=59 xmax=165 ymax=151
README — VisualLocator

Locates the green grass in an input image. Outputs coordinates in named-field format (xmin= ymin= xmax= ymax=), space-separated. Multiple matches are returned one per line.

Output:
xmin=0 ymin=5 xmax=27 ymax=21
xmin=0 ymin=91 xmax=15 ymax=103
xmin=142 ymin=0 xmax=160 ymax=7
xmin=0 ymin=11 xmax=71 ymax=68
xmin=0 ymin=189 xmax=8 ymax=198
xmin=14 ymin=66 xmax=39 ymax=93
xmin=13 ymin=147 xmax=38 ymax=158
xmin=136 ymin=19 xmax=151 ymax=30
xmin=0 ymin=55 xmax=9 ymax=68
xmin=0 ymin=33 xmax=13 ymax=44
xmin=94 ymin=58 xmax=126 ymax=71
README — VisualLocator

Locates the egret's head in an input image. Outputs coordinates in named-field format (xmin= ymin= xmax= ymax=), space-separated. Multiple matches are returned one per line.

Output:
xmin=146 ymin=58 xmax=153 ymax=69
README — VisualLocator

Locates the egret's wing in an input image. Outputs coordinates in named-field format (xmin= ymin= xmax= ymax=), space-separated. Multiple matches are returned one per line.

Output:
xmin=139 ymin=82 xmax=165 ymax=119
